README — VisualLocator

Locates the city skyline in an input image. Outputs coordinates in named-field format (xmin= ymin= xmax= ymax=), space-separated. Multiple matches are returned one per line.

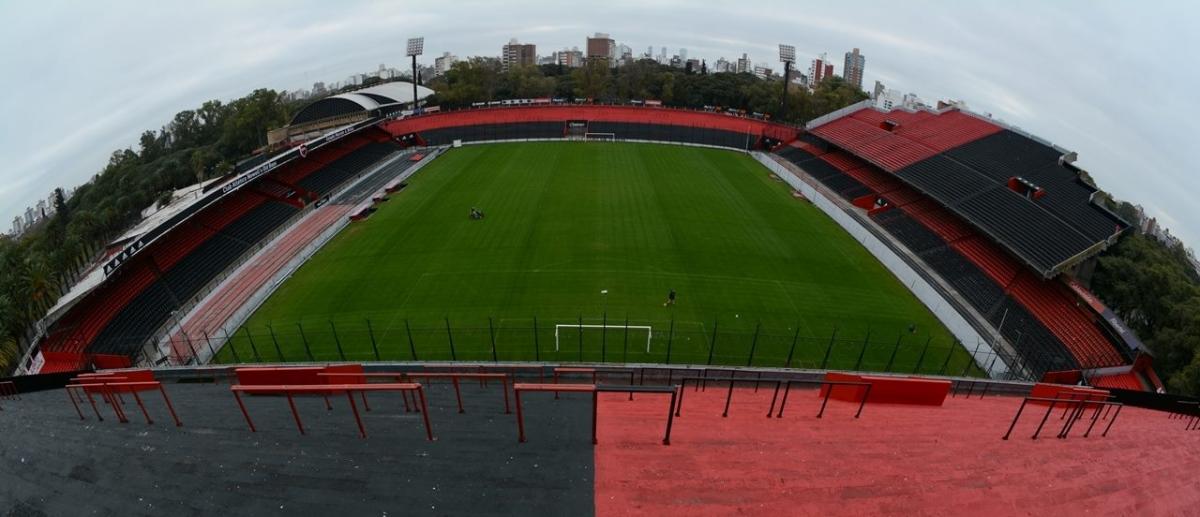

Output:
xmin=1 ymin=1 xmax=1197 ymax=250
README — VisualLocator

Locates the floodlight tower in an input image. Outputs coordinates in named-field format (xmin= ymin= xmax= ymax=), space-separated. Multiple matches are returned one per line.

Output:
xmin=779 ymin=44 xmax=796 ymax=120
xmin=406 ymin=37 xmax=425 ymax=109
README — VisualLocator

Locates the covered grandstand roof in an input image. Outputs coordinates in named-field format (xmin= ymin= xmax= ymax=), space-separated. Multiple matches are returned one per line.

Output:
xmin=290 ymin=81 xmax=435 ymax=125
xmin=807 ymin=105 xmax=1128 ymax=277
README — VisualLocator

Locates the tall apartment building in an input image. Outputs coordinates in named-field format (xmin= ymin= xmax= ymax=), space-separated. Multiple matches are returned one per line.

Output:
xmin=809 ymin=54 xmax=835 ymax=87
xmin=502 ymin=39 xmax=537 ymax=71
xmin=736 ymin=53 xmax=751 ymax=74
xmin=587 ymin=33 xmax=615 ymax=61
xmin=843 ymin=47 xmax=865 ymax=89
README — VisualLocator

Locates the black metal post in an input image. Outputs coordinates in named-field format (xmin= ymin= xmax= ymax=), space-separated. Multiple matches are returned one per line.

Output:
xmin=622 ymin=315 xmax=629 ymax=363
xmin=268 ymin=324 xmax=284 ymax=362
xmin=488 ymin=317 xmax=498 ymax=363
xmin=853 ymin=330 xmax=871 ymax=371
xmin=960 ymin=343 xmax=981 ymax=377
xmin=707 ymin=318 xmax=719 ymax=365
xmin=577 ymin=314 xmax=584 ymax=362
xmin=366 ymin=319 xmax=380 ymax=361
xmin=405 ymin=318 xmax=418 ymax=360
xmin=665 ymin=316 xmax=674 ymax=364
xmin=938 ymin=342 xmax=957 ymax=375
xmin=202 ymin=331 xmax=218 ymax=362
xmin=296 ymin=323 xmax=313 ymax=361
xmin=330 ymin=321 xmax=345 ymax=361
xmin=784 ymin=323 xmax=800 ymax=368
xmin=223 ymin=329 xmax=241 ymax=363
xmin=746 ymin=322 xmax=761 ymax=367
xmin=601 ymin=311 xmax=607 ymax=362
xmin=243 ymin=327 xmax=262 ymax=362
xmin=821 ymin=328 xmax=838 ymax=370
xmin=444 ymin=317 xmax=456 ymax=361
xmin=913 ymin=337 xmax=932 ymax=374
xmin=884 ymin=334 xmax=902 ymax=372
xmin=532 ymin=316 xmax=539 ymax=362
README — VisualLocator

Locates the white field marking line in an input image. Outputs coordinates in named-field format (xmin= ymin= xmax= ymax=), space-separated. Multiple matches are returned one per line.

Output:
xmin=554 ymin=324 xmax=653 ymax=352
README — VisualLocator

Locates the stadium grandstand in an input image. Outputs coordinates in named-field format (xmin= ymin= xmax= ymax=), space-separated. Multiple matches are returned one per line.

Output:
xmin=772 ymin=100 xmax=1152 ymax=386
xmin=6 ymin=99 xmax=1197 ymax=516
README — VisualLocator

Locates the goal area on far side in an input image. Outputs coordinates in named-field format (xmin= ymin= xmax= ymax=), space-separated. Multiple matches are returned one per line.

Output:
xmin=554 ymin=323 xmax=653 ymax=352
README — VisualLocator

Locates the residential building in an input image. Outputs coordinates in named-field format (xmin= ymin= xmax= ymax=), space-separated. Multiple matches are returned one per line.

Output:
xmin=714 ymin=57 xmax=731 ymax=73
xmin=809 ymin=54 xmax=834 ymax=87
xmin=586 ymin=32 xmax=615 ymax=64
xmin=843 ymin=48 xmax=865 ymax=89
xmin=555 ymin=47 xmax=583 ymax=67
xmin=502 ymin=39 xmax=536 ymax=71
xmin=736 ymin=53 xmax=751 ymax=74
xmin=434 ymin=52 xmax=458 ymax=77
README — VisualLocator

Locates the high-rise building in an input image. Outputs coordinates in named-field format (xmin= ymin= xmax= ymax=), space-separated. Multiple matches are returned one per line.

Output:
xmin=502 ymin=39 xmax=537 ymax=71
xmin=872 ymin=80 xmax=886 ymax=100
xmin=679 ymin=48 xmax=687 ymax=61
xmin=586 ymin=33 xmax=615 ymax=64
xmin=617 ymin=44 xmax=633 ymax=65
xmin=714 ymin=57 xmax=730 ymax=73
xmin=736 ymin=53 xmax=751 ymax=74
xmin=843 ymin=48 xmax=865 ymax=89
xmin=555 ymin=47 xmax=584 ymax=68
xmin=434 ymin=52 xmax=458 ymax=77
xmin=809 ymin=54 xmax=835 ymax=87
xmin=660 ymin=46 xmax=667 ymax=63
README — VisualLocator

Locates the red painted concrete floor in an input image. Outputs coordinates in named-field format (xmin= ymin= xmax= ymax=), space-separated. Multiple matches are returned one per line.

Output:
xmin=594 ymin=387 xmax=1200 ymax=516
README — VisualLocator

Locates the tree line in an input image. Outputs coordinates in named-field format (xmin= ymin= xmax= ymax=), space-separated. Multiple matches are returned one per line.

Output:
xmin=427 ymin=58 xmax=868 ymax=124
xmin=0 ymin=89 xmax=298 ymax=372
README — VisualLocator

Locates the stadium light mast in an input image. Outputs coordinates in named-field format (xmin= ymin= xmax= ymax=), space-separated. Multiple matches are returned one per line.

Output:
xmin=778 ymin=44 xmax=796 ymax=121
xmin=407 ymin=37 xmax=425 ymax=110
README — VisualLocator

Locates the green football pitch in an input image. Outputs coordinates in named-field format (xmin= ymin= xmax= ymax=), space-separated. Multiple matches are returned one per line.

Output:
xmin=217 ymin=142 xmax=982 ymax=375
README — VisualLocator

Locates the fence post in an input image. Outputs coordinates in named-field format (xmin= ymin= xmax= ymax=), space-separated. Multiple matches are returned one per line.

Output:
xmin=665 ymin=316 xmax=675 ymax=364
xmin=577 ymin=314 xmax=584 ymax=362
xmin=330 ymin=321 xmax=346 ymax=361
xmin=784 ymin=323 xmax=800 ymax=368
xmin=852 ymin=330 xmax=871 ymax=371
xmin=488 ymin=317 xmax=498 ymax=363
xmin=532 ymin=316 xmax=540 ymax=362
xmin=297 ymin=323 xmax=313 ymax=362
xmin=622 ymin=315 xmax=629 ymax=363
xmin=201 ymin=331 xmax=218 ymax=363
xmin=268 ymin=324 xmax=285 ymax=362
xmin=444 ymin=317 xmax=457 ymax=361
xmin=938 ymin=341 xmax=958 ymax=375
xmin=707 ymin=318 xmax=719 ymax=365
xmin=746 ymin=322 xmax=761 ymax=367
xmin=366 ymin=319 xmax=380 ymax=361
xmin=821 ymin=327 xmax=838 ymax=370
xmin=602 ymin=311 xmax=610 ymax=362
xmin=913 ymin=337 xmax=932 ymax=374
xmin=243 ymin=327 xmax=262 ymax=363
xmin=185 ymin=336 xmax=201 ymax=365
xmin=884 ymin=334 xmax=902 ymax=372
xmin=223 ymin=329 xmax=241 ymax=363
xmin=405 ymin=318 xmax=418 ymax=361
xmin=960 ymin=342 xmax=981 ymax=377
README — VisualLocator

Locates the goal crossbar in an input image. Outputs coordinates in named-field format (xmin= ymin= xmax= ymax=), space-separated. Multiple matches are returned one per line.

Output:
xmin=583 ymin=132 xmax=616 ymax=141
xmin=554 ymin=324 xmax=652 ymax=352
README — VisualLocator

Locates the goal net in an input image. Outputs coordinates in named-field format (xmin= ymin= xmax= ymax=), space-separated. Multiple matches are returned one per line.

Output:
xmin=555 ymin=324 xmax=653 ymax=352
xmin=583 ymin=132 xmax=616 ymax=142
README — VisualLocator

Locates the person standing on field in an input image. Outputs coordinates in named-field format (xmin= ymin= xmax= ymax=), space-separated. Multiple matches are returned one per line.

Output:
xmin=663 ymin=288 xmax=676 ymax=307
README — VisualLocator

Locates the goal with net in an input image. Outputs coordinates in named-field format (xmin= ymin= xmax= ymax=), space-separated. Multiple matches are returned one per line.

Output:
xmin=554 ymin=324 xmax=653 ymax=352
xmin=583 ymin=132 xmax=616 ymax=142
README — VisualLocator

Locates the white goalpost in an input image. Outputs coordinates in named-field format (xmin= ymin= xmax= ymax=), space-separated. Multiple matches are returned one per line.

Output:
xmin=583 ymin=132 xmax=616 ymax=142
xmin=554 ymin=324 xmax=653 ymax=352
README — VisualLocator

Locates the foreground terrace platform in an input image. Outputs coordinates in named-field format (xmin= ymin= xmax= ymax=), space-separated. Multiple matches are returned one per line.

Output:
xmin=0 ymin=368 xmax=1198 ymax=515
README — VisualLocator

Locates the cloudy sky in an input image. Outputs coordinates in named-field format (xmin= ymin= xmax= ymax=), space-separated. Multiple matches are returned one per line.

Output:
xmin=2 ymin=0 xmax=1197 ymax=246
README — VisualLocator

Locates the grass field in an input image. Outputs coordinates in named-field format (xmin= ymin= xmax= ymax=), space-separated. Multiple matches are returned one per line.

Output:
xmin=217 ymin=142 xmax=981 ymax=375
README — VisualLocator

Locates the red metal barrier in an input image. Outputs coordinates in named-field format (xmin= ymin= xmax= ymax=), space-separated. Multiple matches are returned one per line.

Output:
xmin=231 ymin=383 xmax=433 ymax=440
